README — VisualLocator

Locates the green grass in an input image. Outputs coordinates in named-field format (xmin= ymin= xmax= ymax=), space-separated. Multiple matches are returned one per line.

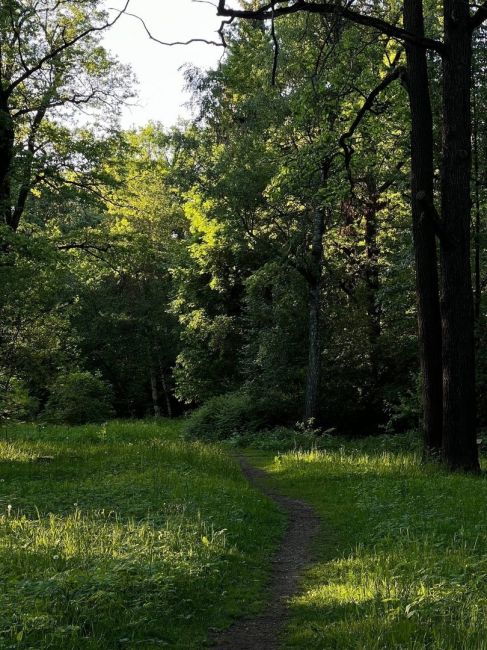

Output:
xmin=250 ymin=435 xmax=487 ymax=650
xmin=6 ymin=422 xmax=486 ymax=649
xmin=0 ymin=420 xmax=283 ymax=649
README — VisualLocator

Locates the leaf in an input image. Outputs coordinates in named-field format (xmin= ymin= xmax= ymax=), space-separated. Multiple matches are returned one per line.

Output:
xmin=405 ymin=603 xmax=416 ymax=618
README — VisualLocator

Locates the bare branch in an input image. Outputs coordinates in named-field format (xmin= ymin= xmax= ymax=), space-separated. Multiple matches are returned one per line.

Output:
xmin=121 ymin=10 xmax=225 ymax=47
xmin=217 ymin=1 xmax=445 ymax=54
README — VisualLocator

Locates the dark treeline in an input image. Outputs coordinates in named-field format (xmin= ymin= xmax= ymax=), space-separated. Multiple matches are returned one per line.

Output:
xmin=1 ymin=1 xmax=486 ymax=471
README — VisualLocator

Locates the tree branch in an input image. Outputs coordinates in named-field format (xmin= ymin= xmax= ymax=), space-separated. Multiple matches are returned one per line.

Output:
xmin=6 ymin=0 xmax=131 ymax=97
xmin=217 ymin=1 xmax=445 ymax=54
xmin=9 ymin=100 xmax=48 ymax=231
xmin=339 ymin=64 xmax=406 ymax=185
xmin=270 ymin=3 xmax=279 ymax=85
xmin=121 ymin=10 xmax=225 ymax=47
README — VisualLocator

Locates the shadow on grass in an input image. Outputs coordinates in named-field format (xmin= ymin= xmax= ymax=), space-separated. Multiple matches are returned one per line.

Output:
xmin=0 ymin=542 xmax=259 ymax=649
xmin=258 ymin=443 xmax=487 ymax=650
xmin=0 ymin=422 xmax=284 ymax=650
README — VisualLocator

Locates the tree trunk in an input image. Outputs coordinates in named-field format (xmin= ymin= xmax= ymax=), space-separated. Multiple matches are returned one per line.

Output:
xmin=0 ymin=94 xmax=14 ymax=228
xmin=149 ymin=368 xmax=161 ymax=418
xmin=304 ymin=199 xmax=325 ymax=423
xmin=472 ymin=64 xmax=482 ymax=322
xmin=364 ymin=180 xmax=381 ymax=386
xmin=404 ymin=0 xmax=443 ymax=455
xmin=159 ymin=362 xmax=173 ymax=418
xmin=439 ymin=0 xmax=479 ymax=472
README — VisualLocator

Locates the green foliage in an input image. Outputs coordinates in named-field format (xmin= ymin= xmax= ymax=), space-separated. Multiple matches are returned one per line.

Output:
xmin=2 ymin=0 xmax=485 ymax=441
xmin=184 ymin=391 xmax=268 ymax=441
xmin=0 ymin=375 xmax=39 ymax=422
xmin=43 ymin=371 xmax=114 ymax=424
xmin=234 ymin=424 xmax=328 ymax=452
xmin=171 ymin=14 xmax=417 ymax=432
xmin=0 ymin=420 xmax=283 ymax=648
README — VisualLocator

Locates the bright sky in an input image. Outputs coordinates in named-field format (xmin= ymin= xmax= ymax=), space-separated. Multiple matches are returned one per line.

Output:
xmin=103 ymin=1 xmax=227 ymax=128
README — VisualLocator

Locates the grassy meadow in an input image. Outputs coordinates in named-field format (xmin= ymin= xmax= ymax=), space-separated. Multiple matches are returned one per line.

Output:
xmin=0 ymin=420 xmax=283 ymax=649
xmin=250 ymin=435 xmax=487 ymax=649
xmin=3 ymin=420 xmax=487 ymax=649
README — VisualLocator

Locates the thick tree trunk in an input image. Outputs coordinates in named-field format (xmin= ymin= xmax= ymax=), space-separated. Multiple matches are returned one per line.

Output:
xmin=304 ymin=201 xmax=325 ymax=423
xmin=0 ymin=95 xmax=14 ymax=228
xmin=149 ymin=368 xmax=161 ymax=418
xmin=404 ymin=0 xmax=443 ymax=454
xmin=439 ymin=0 xmax=479 ymax=472
xmin=472 ymin=71 xmax=482 ymax=322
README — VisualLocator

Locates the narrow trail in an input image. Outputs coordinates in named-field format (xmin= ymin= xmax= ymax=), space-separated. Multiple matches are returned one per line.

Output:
xmin=213 ymin=455 xmax=320 ymax=650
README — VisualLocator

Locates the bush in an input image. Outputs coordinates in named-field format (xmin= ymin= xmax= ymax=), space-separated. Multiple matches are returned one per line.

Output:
xmin=43 ymin=371 xmax=114 ymax=424
xmin=184 ymin=391 xmax=269 ymax=441
xmin=0 ymin=375 xmax=39 ymax=422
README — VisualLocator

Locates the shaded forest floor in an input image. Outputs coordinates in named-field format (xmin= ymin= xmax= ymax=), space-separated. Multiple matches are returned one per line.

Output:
xmin=2 ymin=422 xmax=487 ymax=648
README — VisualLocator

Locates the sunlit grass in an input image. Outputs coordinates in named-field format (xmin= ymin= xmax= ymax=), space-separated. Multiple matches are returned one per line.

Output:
xmin=254 ymin=436 xmax=487 ymax=649
xmin=0 ymin=420 xmax=283 ymax=648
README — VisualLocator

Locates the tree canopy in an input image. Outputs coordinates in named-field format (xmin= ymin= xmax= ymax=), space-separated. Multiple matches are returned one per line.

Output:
xmin=1 ymin=0 xmax=486 ymax=470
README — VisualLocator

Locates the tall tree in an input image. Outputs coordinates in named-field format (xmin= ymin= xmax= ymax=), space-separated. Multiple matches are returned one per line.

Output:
xmin=216 ymin=0 xmax=486 ymax=471
xmin=403 ymin=0 xmax=443 ymax=455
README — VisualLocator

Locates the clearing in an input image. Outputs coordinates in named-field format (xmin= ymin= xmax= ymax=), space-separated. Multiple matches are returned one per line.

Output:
xmin=3 ymin=423 xmax=487 ymax=649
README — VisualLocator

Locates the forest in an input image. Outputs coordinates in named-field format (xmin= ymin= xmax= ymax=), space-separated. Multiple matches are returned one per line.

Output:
xmin=1 ymin=0 xmax=487 ymax=648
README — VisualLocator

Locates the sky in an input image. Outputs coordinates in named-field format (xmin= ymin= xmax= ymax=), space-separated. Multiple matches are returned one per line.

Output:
xmin=102 ymin=1 xmax=229 ymax=129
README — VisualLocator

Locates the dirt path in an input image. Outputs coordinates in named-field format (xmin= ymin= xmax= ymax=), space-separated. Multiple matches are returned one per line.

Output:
xmin=212 ymin=454 xmax=320 ymax=650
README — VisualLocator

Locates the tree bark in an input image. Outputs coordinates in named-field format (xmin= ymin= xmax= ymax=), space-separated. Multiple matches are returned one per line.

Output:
xmin=149 ymin=368 xmax=161 ymax=418
xmin=404 ymin=0 xmax=443 ymax=455
xmin=304 ymin=191 xmax=326 ymax=423
xmin=0 ymin=93 xmax=14 ymax=228
xmin=439 ymin=0 xmax=479 ymax=471
xmin=159 ymin=362 xmax=173 ymax=418
xmin=472 ymin=62 xmax=482 ymax=322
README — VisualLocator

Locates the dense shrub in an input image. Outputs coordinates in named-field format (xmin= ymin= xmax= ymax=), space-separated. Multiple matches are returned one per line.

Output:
xmin=43 ymin=371 xmax=114 ymax=424
xmin=184 ymin=390 xmax=269 ymax=441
